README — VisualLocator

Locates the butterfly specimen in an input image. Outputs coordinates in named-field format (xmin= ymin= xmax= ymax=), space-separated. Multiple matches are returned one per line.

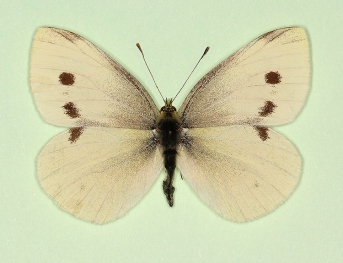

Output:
xmin=30 ymin=27 xmax=310 ymax=224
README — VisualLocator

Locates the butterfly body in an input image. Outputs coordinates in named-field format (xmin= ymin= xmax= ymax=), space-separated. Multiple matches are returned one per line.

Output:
xmin=156 ymin=99 xmax=181 ymax=206
xmin=30 ymin=27 xmax=310 ymax=223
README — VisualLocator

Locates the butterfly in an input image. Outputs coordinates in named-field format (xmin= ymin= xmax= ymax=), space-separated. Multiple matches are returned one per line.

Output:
xmin=30 ymin=27 xmax=310 ymax=224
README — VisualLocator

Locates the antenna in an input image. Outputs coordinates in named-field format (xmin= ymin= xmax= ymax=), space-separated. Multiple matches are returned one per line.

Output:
xmin=136 ymin=43 xmax=164 ymax=101
xmin=173 ymin=46 xmax=210 ymax=101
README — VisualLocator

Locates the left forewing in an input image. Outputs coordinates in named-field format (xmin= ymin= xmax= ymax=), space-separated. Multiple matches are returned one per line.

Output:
xmin=30 ymin=27 xmax=159 ymax=129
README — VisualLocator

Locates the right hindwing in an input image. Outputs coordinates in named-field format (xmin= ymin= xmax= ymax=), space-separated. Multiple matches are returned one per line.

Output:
xmin=177 ymin=126 xmax=301 ymax=222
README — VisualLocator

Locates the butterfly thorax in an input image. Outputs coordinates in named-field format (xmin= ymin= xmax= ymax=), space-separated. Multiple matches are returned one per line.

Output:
xmin=156 ymin=99 xmax=181 ymax=207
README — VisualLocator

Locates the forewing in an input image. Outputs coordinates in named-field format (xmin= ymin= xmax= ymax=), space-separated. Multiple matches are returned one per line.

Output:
xmin=179 ymin=27 xmax=310 ymax=128
xmin=177 ymin=126 xmax=301 ymax=222
xmin=30 ymin=27 xmax=159 ymax=129
xmin=37 ymin=127 xmax=163 ymax=224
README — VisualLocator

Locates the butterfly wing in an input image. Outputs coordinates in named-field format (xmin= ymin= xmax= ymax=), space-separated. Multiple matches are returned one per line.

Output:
xmin=177 ymin=27 xmax=310 ymax=221
xmin=30 ymin=27 xmax=163 ymax=223
xmin=38 ymin=127 xmax=163 ymax=224
xmin=179 ymin=27 xmax=310 ymax=128
xmin=178 ymin=126 xmax=300 ymax=222
xmin=30 ymin=27 xmax=159 ymax=129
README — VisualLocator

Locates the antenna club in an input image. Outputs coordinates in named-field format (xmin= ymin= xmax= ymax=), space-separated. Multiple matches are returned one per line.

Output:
xmin=136 ymin=43 xmax=143 ymax=54
xmin=204 ymin=46 xmax=210 ymax=56
xmin=201 ymin=46 xmax=210 ymax=59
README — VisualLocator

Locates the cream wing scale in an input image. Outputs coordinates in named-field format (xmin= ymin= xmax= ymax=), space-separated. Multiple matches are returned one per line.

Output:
xmin=179 ymin=27 xmax=310 ymax=128
xmin=30 ymin=27 xmax=163 ymax=223
xmin=178 ymin=27 xmax=310 ymax=221
xmin=30 ymin=27 xmax=159 ymax=129
xmin=178 ymin=126 xmax=300 ymax=222
xmin=38 ymin=128 xmax=163 ymax=224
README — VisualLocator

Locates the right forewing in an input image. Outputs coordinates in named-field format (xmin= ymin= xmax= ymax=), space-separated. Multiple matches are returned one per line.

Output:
xmin=37 ymin=127 xmax=163 ymax=224
xmin=179 ymin=27 xmax=310 ymax=128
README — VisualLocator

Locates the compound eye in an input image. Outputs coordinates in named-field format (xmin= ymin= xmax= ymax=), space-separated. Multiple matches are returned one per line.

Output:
xmin=172 ymin=106 xmax=176 ymax=111
xmin=160 ymin=106 xmax=165 ymax=111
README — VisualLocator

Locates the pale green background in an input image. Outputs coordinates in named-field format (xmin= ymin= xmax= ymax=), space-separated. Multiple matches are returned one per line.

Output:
xmin=1 ymin=0 xmax=342 ymax=262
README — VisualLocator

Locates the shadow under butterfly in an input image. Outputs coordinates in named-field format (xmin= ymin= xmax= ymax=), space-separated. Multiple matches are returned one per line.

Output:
xmin=30 ymin=26 xmax=310 ymax=224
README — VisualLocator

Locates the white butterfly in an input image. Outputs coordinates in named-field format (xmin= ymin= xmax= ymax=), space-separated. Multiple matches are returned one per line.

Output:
xmin=30 ymin=27 xmax=310 ymax=224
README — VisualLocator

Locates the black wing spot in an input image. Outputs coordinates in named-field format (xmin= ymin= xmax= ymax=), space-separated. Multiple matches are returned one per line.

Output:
xmin=59 ymin=72 xmax=75 ymax=86
xmin=68 ymin=127 xmax=84 ymax=143
xmin=254 ymin=126 xmax=269 ymax=141
xmin=63 ymin=102 xmax=80 ymax=118
xmin=259 ymin=101 xmax=277 ymax=117
xmin=265 ymin=71 xmax=281 ymax=84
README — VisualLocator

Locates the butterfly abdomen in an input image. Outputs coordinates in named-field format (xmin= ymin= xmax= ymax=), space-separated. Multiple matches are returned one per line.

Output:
xmin=157 ymin=99 xmax=181 ymax=207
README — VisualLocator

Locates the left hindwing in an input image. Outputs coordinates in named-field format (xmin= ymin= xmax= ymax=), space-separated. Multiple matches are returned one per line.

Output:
xmin=37 ymin=127 xmax=163 ymax=224
xmin=179 ymin=27 xmax=310 ymax=128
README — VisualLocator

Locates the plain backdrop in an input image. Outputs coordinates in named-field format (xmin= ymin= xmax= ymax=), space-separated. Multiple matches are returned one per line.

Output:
xmin=1 ymin=1 xmax=343 ymax=262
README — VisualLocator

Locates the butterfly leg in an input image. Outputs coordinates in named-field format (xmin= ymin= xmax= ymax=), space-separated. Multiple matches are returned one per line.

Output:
xmin=152 ymin=128 xmax=161 ymax=143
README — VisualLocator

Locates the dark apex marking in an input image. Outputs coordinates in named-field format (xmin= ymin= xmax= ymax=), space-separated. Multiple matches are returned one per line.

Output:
xmin=254 ymin=126 xmax=269 ymax=141
xmin=62 ymin=102 xmax=80 ymax=118
xmin=265 ymin=71 xmax=281 ymax=84
xmin=59 ymin=72 xmax=75 ymax=86
xmin=260 ymin=29 xmax=289 ymax=44
xmin=68 ymin=127 xmax=84 ymax=143
xmin=259 ymin=100 xmax=277 ymax=117
xmin=54 ymin=29 xmax=82 ymax=43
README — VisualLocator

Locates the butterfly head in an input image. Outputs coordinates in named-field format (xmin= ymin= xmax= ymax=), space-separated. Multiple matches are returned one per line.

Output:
xmin=157 ymin=98 xmax=180 ymax=122
xmin=160 ymin=98 xmax=176 ymax=113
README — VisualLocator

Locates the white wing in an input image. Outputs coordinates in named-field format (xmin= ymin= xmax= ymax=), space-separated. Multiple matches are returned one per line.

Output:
xmin=38 ymin=127 xmax=163 ymax=224
xmin=30 ymin=27 xmax=158 ymax=129
xmin=179 ymin=27 xmax=310 ymax=128
xmin=177 ymin=126 xmax=301 ymax=222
